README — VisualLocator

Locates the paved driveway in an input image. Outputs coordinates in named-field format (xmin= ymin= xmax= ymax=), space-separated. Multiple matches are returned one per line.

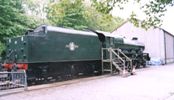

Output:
xmin=1 ymin=64 xmax=174 ymax=100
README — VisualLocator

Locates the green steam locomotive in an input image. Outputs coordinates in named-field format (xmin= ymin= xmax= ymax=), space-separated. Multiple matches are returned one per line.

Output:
xmin=0 ymin=25 xmax=150 ymax=85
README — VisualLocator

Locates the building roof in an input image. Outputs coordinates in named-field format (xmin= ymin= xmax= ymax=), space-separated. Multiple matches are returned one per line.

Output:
xmin=112 ymin=21 xmax=174 ymax=37
xmin=111 ymin=20 xmax=129 ymax=33
xmin=158 ymin=27 xmax=174 ymax=37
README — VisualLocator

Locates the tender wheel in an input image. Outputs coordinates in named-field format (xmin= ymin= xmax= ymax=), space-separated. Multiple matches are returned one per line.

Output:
xmin=12 ymin=64 xmax=18 ymax=71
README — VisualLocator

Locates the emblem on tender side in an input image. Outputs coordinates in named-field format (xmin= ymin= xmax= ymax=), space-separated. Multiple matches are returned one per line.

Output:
xmin=66 ymin=42 xmax=79 ymax=51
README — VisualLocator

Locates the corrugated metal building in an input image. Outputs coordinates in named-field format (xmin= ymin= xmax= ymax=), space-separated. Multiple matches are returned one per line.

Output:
xmin=112 ymin=21 xmax=174 ymax=64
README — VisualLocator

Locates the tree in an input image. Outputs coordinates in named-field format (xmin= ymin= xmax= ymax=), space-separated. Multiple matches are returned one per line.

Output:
xmin=84 ymin=6 xmax=123 ymax=31
xmin=47 ymin=0 xmax=89 ymax=29
xmin=92 ymin=0 xmax=174 ymax=28
xmin=22 ymin=0 xmax=49 ymax=23
xmin=0 ymin=0 xmax=39 ymax=53
xmin=47 ymin=0 xmax=124 ymax=31
xmin=0 ymin=0 xmax=39 ymax=41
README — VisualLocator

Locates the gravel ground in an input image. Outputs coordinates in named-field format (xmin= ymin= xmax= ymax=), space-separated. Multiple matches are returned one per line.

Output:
xmin=1 ymin=64 xmax=174 ymax=100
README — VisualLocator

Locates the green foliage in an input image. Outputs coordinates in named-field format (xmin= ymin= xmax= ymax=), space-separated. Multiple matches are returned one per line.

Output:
xmin=0 ymin=0 xmax=40 ymax=53
xmin=0 ymin=42 xmax=5 ymax=55
xmin=140 ymin=0 xmax=173 ymax=29
xmin=91 ymin=0 xmax=130 ymax=14
xmin=91 ymin=0 xmax=174 ymax=29
xmin=129 ymin=12 xmax=139 ymax=27
xmin=47 ymin=0 xmax=88 ymax=29
xmin=47 ymin=0 xmax=124 ymax=31
xmin=85 ymin=6 xmax=123 ymax=31
xmin=23 ymin=0 xmax=43 ymax=15
xmin=92 ymin=0 xmax=115 ymax=14
xmin=0 ymin=0 xmax=38 ymax=42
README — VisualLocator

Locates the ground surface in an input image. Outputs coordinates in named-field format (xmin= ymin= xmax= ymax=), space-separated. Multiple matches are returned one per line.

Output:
xmin=1 ymin=64 xmax=174 ymax=100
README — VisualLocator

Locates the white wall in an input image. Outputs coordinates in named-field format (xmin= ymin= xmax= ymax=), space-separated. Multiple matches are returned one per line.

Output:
xmin=164 ymin=32 xmax=174 ymax=63
xmin=112 ymin=22 xmax=166 ymax=63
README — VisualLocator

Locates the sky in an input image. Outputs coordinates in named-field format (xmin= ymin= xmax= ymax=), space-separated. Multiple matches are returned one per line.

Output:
xmin=112 ymin=1 xmax=174 ymax=34
xmin=161 ymin=7 xmax=174 ymax=34
xmin=25 ymin=0 xmax=174 ymax=34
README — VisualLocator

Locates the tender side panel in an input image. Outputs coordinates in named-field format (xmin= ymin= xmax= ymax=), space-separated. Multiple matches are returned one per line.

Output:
xmin=28 ymin=31 xmax=101 ymax=63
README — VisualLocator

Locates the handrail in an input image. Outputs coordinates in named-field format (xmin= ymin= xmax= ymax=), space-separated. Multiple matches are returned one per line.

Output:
xmin=116 ymin=49 xmax=132 ymax=62
xmin=110 ymin=49 xmax=125 ymax=63
xmin=102 ymin=47 xmax=133 ymax=74
xmin=115 ymin=49 xmax=132 ymax=67
xmin=110 ymin=48 xmax=126 ymax=73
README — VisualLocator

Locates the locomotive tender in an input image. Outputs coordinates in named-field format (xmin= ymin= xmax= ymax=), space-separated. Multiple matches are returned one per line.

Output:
xmin=0 ymin=25 xmax=149 ymax=85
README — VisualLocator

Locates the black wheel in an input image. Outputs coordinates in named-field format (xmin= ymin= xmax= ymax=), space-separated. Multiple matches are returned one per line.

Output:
xmin=131 ymin=73 xmax=134 ymax=75
xmin=12 ymin=64 xmax=18 ymax=71
xmin=143 ymin=63 xmax=146 ymax=68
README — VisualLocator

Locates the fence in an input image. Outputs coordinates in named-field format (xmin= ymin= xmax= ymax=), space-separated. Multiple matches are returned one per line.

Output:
xmin=0 ymin=70 xmax=27 ymax=95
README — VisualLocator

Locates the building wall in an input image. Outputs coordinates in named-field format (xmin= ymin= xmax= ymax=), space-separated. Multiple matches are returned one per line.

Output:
xmin=164 ymin=32 xmax=174 ymax=63
xmin=112 ymin=22 xmax=166 ymax=63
